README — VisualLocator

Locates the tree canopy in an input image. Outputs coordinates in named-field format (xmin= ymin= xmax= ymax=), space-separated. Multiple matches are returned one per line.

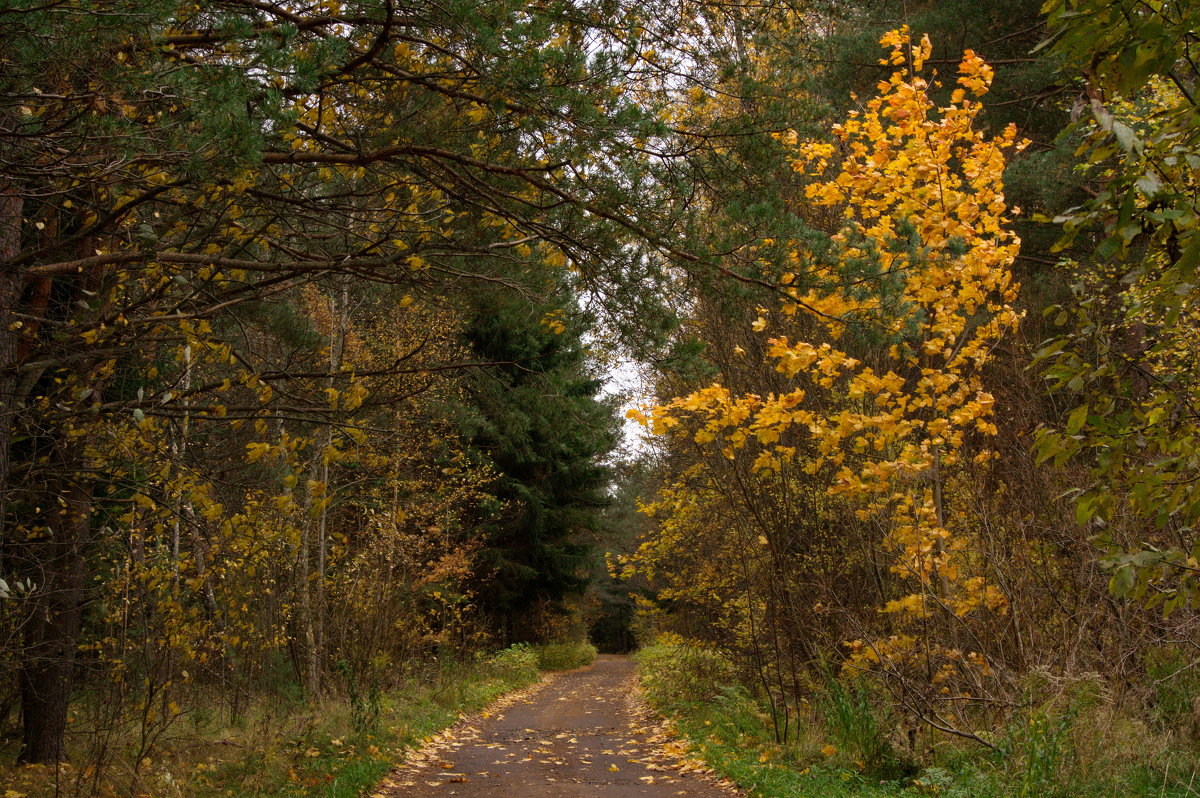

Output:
xmin=3 ymin=2 xmax=1200 ymax=793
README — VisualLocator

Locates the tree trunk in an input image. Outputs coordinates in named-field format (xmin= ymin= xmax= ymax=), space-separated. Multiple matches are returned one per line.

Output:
xmin=18 ymin=473 xmax=92 ymax=764
xmin=301 ymin=285 xmax=348 ymax=699
xmin=0 ymin=186 xmax=23 ymax=543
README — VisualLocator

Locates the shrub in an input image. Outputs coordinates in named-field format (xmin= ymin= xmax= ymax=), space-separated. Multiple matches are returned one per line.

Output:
xmin=534 ymin=640 xmax=598 ymax=670
xmin=488 ymin=643 xmax=540 ymax=684
xmin=637 ymin=635 xmax=735 ymax=705
xmin=335 ymin=659 xmax=382 ymax=735
xmin=992 ymin=705 xmax=1075 ymax=798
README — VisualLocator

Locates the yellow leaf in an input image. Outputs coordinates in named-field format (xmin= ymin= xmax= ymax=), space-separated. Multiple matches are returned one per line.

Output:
xmin=246 ymin=442 xmax=271 ymax=462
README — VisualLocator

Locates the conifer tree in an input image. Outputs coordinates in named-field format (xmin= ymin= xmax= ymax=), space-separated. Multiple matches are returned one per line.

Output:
xmin=458 ymin=290 xmax=618 ymax=642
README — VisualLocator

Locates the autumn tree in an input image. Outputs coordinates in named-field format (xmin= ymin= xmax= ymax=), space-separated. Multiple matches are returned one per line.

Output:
xmin=631 ymin=28 xmax=1024 ymax=738
xmin=0 ymin=0 xmax=696 ymax=764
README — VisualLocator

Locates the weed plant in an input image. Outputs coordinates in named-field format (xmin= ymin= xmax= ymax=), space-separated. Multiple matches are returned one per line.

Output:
xmin=814 ymin=676 xmax=906 ymax=778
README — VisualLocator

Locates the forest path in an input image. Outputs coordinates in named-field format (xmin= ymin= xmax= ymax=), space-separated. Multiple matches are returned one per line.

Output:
xmin=374 ymin=654 xmax=737 ymax=797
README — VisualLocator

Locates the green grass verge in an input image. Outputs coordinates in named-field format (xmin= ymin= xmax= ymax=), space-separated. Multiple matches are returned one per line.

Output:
xmin=636 ymin=643 xmax=1200 ymax=798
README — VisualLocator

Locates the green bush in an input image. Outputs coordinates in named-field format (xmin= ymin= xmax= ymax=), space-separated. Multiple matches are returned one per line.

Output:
xmin=488 ymin=643 xmax=540 ymax=683
xmin=637 ymin=636 xmax=735 ymax=705
xmin=534 ymin=640 xmax=598 ymax=670
xmin=334 ymin=659 xmax=382 ymax=735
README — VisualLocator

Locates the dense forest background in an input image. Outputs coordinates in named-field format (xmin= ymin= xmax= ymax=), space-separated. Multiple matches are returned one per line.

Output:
xmin=1 ymin=0 xmax=1198 ymax=795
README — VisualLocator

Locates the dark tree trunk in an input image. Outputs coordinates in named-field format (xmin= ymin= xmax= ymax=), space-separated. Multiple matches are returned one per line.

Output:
xmin=0 ymin=186 xmax=22 ymax=540
xmin=17 ymin=473 xmax=92 ymax=764
xmin=0 ymin=184 xmax=29 ymax=755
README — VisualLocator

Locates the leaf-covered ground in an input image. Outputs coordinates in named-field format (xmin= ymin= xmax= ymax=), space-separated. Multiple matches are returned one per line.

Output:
xmin=373 ymin=655 xmax=737 ymax=797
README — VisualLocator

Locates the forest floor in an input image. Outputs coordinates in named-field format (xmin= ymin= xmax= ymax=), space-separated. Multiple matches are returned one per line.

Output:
xmin=371 ymin=655 xmax=739 ymax=798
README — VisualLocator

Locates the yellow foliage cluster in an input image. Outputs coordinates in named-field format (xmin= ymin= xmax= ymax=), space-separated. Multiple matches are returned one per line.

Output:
xmin=632 ymin=28 xmax=1022 ymax=681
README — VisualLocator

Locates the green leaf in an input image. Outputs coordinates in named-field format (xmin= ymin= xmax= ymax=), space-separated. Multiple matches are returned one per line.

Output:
xmin=1135 ymin=173 xmax=1162 ymax=197
xmin=1066 ymin=403 xmax=1089 ymax=434
xmin=1174 ymin=233 xmax=1200 ymax=278
xmin=1109 ymin=564 xmax=1135 ymax=597
xmin=1075 ymin=492 xmax=1096 ymax=525
xmin=1117 ymin=43 xmax=1160 ymax=94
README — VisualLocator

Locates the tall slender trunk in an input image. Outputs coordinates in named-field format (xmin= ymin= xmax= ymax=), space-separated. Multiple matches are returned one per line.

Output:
xmin=13 ymin=228 xmax=106 ymax=763
xmin=0 ymin=184 xmax=25 ymax=748
xmin=0 ymin=186 xmax=23 ymax=551
xmin=313 ymin=286 xmax=347 ymax=689
xmin=301 ymin=286 xmax=348 ymax=698
xmin=298 ymin=453 xmax=317 ymax=694
xmin=18 ymin=470 xmax=92 ymax=763
xmin=171 ymin=344 xmax=192 ymax=582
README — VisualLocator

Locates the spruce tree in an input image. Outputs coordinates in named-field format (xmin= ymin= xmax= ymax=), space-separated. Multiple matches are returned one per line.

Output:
xmin=458 ymin=290 xmax=617 ymax=642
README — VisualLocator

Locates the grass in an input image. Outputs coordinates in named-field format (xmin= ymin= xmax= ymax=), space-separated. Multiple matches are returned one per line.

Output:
xmin=0 ymin=645 xmax=543 ymax=798
xmin=636 ymin=645 xmax=902 ymax=798
xmin=635 ymin=641 xmax=1200 ymax=798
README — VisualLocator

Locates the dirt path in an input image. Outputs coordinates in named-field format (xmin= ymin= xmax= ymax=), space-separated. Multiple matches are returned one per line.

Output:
xmin=374 ymin=654 xmax=738 ymax=797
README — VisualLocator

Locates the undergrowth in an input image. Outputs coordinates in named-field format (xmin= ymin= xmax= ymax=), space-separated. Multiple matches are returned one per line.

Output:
xmin=0 ymin=644 xmax=544 ymax=798
xmin=637 ymin=640 xmax=1200 ymax=798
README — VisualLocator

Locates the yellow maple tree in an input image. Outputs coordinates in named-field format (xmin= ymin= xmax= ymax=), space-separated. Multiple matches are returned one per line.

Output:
xmin=633 ymin=27 xmax=1023 ymax=681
